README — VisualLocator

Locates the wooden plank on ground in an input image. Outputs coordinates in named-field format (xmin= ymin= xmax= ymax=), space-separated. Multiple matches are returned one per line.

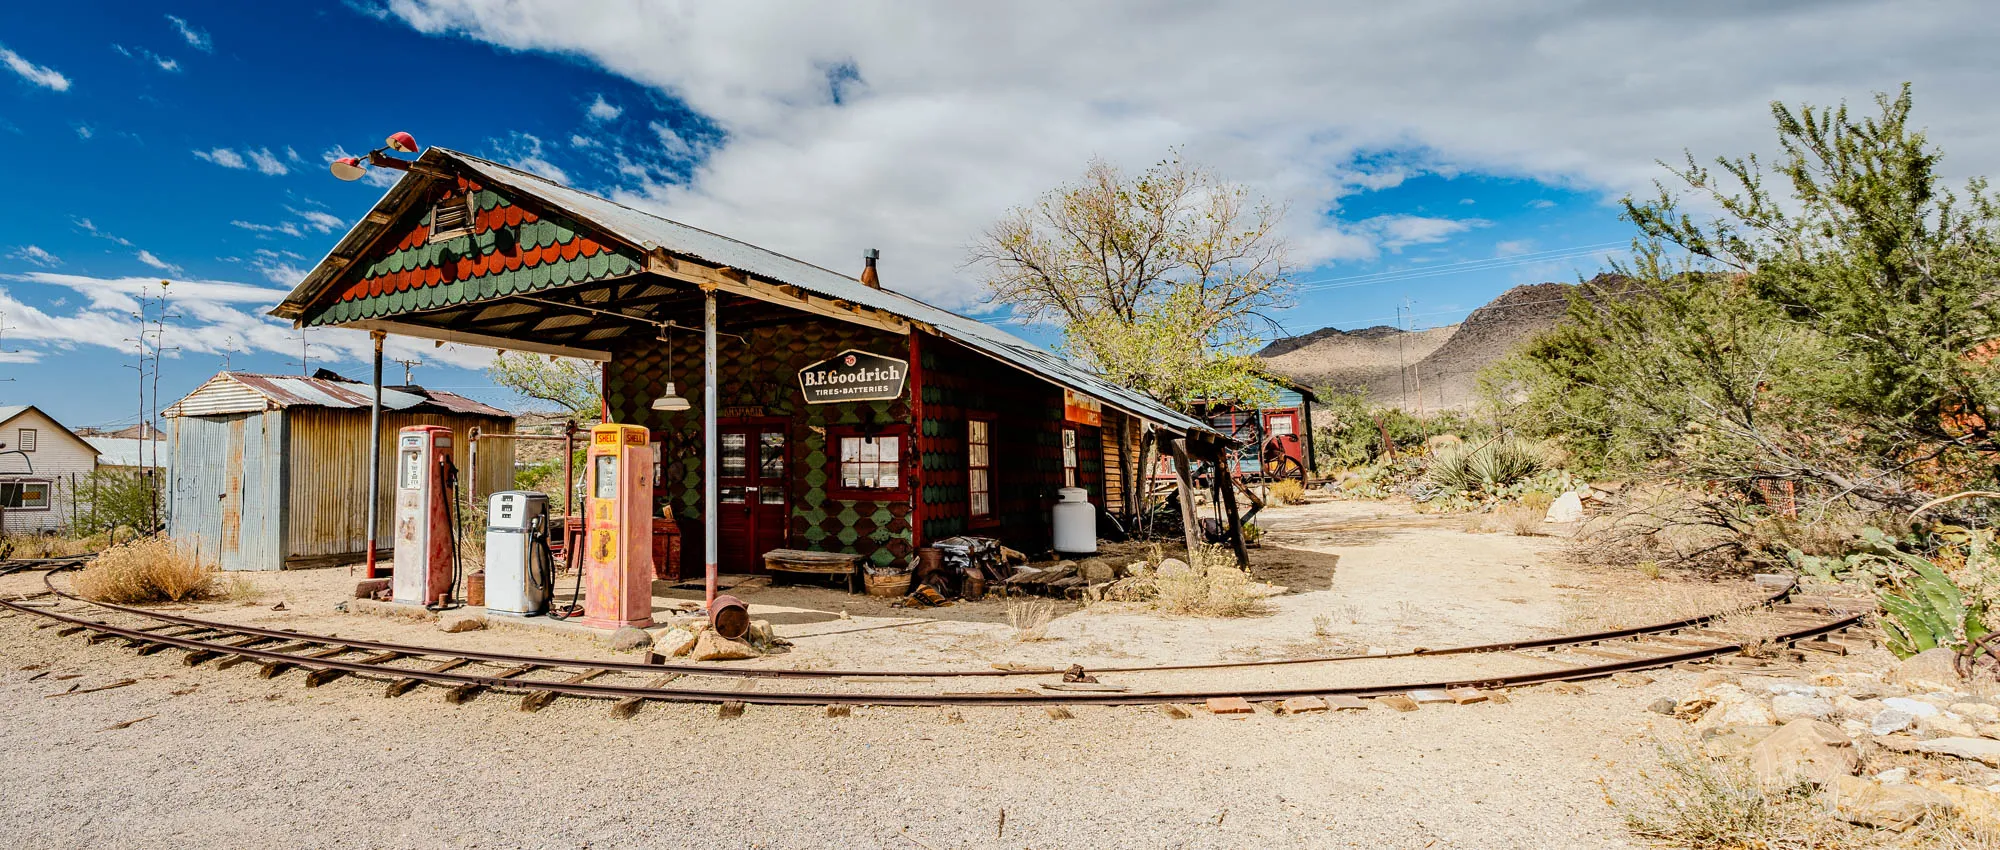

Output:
xmin=610 ymin=674 xmax=683 ymax=719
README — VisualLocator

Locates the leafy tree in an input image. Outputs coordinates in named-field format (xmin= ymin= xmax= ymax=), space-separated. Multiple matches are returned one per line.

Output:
xmin=1490 ymin=86 xmax=2000 ymax=519
xmin=488 ymin=352 xmax=601 ymax=419
xmin=971 ymin=152 xmax=1293 ymax=410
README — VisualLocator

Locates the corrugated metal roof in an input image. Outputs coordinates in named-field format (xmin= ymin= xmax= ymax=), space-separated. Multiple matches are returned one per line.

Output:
xmin=273 ymin=148 xmax=1216 ymax=439
xmin=164 ymin=372 xmax=511 ymax=418
xmin=86 ymin=437 xmax=162 ymax=468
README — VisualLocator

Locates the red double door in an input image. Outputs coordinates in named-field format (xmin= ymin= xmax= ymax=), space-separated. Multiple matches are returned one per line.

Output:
xmin=717 ymin=422 xmax=788 ymax=574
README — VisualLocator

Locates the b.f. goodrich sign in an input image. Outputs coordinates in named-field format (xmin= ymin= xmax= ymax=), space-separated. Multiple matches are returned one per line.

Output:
xmin=797 ymin=348 xmax=909 ymax=404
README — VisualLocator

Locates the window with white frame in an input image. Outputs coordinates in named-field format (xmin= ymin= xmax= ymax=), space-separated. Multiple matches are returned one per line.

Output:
xmin=0 ymin=480 xmax=50 ymax=510
xmin=967 ymin=417 xmax=993 ymax=519
xmin=16 ymin=428 xmax=35 ymax=452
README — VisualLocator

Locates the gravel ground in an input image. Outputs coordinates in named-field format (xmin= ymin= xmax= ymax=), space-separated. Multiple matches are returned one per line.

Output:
xmin=0 ymin=618 xmax=1704 ymax=849
xmin=0 ymin=497 xmax=1783 ymax=848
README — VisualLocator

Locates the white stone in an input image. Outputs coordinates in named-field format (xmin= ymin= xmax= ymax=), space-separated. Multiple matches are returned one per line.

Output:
xmin=653 ymin=627 xmax=698 ymax=657
xmin=1919 ymin=713 xmax=1980 ymax=739
xmin=1871 ymin=709 xmax=1917 ymax=736
xmin=437 ymin=612 xmax=485 ymax=633
xmin=1543 ymin=491 xmax=1584 ymax=523
xmin=1882 ymin=697 xmax=1942 ymax=718
xmin=1914 ymin=737 xmax=2000 ymax=767
xmin=1751 ymin=720 xmax=1857 ymax=788
xmin=1696 ymin=686 xmax=1779 ymax=732
xmin=1874 ymin=767 xmax=1910 ymax=784
xmin=1952 ymin=703 xmax=2000 ymax=723
xmin=1773 ymin=694 xmax=1835 ymax=723
xmin=1834 ymin=695 xmax=1883 ymax=720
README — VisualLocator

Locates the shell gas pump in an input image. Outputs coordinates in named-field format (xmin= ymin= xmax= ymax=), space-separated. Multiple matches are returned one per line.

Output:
xmin=579 ymin=423 xmax=655 ymax=629
xmin=392 ymin=425 xmax=460 ymax=608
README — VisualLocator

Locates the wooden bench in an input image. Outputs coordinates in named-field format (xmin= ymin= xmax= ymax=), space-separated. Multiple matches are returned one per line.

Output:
xmin=762 ymin=549 xmax=864 ymax=593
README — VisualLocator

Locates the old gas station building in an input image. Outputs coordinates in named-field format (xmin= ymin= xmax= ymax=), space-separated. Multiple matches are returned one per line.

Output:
xmin=272 ymin=149 xmax=1232 ymax=589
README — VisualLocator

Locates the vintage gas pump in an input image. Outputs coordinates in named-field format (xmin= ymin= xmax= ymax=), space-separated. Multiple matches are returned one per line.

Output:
xmin=392 ymin=425 xmax=458 ymax=607
xmin=579 ymin=423 xmax=654 ymax=629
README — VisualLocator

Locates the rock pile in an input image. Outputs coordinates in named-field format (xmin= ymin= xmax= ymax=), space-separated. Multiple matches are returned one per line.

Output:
xmin=1663 ymin=647 xmax=2000 ymax=832
xmin=647 ymin=616 xmax=791 ymax=661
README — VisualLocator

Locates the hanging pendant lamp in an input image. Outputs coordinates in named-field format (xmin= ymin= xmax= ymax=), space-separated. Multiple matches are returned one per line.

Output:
xmin=651 ymin=327 xmax=691 ymax=411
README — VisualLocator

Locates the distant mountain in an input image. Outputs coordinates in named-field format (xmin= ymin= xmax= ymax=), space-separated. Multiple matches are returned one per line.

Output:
xmin=1260 ymin=277 xmax=1607 ymax=409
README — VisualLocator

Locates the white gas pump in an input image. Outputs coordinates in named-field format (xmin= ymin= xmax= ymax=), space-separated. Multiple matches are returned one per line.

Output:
xmin=391 ymin=425 xmax=458 ymax=607
xmin=484 ymin=491 xmax=552 ymax=617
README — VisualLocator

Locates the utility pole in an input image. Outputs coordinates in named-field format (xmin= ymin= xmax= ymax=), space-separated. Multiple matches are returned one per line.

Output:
xmin=390 ymin=355 xmax=422 ymax=384
xmin=1396 ymin=297 xmax=1413 ymax=411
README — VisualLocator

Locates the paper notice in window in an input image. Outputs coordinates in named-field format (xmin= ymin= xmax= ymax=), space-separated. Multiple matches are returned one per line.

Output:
xmin=859 ymin=440 xmax=880 ymax=463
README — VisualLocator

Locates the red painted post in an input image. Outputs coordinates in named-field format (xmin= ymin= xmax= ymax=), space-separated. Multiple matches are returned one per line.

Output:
xmin=907 ymin=329 xmax=925 ymax=550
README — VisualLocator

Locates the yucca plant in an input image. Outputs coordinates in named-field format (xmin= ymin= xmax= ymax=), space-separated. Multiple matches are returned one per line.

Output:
xmin=1878 ymin=551 xmax=1988 ymax=659
xmin=1426 ymin=439 xmax=1546 ymax=495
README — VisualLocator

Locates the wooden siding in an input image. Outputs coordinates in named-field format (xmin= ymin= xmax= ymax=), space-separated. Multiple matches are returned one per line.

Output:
xmin=0 ymin=407 xmax=102 ymax=533
xmin=284 ymin=407 xmax=514 ymax=561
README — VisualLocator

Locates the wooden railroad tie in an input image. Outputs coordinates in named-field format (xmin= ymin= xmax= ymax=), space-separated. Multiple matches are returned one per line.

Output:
xmin=388 ymin=658 xmax=470 ymax=697
xmin=444 ymin=664 xmax=537 ymax=704
xmin=305 ymin=652 xmax=404 ymax=687
xmin=610 ymin=674 xmax=683 ymax=719
xmin=261 ymin=645 xmax=350 ymax=679
xmin=220 ymin=640 xmax=316 ymax=671
xmin=521 ymin=669 xmax=607 ymax=712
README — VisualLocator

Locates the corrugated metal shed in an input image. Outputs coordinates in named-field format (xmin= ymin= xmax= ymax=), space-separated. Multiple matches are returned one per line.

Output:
xmin=164 ymin=371 xmax=514 ymax=571
xmin=270 ymin=148 xmax=1216 ymax=440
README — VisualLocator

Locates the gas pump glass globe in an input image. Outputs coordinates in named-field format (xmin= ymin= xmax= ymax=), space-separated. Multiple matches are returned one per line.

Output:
xmin=651 ymin=382 xmax=690 ymax=411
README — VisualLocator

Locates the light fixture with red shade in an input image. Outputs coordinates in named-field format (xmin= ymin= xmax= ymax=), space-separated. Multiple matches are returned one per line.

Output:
xmin=329 ymin=156 xmax=368 ymax=181
xmin=327 ymin=131 xmax=423 ymax=182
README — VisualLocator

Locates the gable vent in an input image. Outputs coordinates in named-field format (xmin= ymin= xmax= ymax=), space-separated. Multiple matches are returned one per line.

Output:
xmin=427 ymin=195 xmax=474 ymax=244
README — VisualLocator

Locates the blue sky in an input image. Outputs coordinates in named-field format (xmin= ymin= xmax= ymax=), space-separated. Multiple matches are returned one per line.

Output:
xmin=2 ymin=2 xmax=1989 ymax=429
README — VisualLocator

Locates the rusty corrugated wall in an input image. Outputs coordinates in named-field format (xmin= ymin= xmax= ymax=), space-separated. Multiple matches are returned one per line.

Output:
xmin=167 ymin=411 xmax=287 ymax=571
xmin=284 ymin=407 xmax=514 ymax=562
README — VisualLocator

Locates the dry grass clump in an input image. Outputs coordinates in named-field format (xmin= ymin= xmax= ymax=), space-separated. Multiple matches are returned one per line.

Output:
xmin=1497 ymin=505 xmax=1545 ymax=536
xmin=1268 ymin=479 xmax=1306 ymax=506
xmin=1006 ymin=597 xmax=1055 ymax=642
xmin=1 ymin=529 xmax=124 ymax=559
xmin=1153 ymin=544 xmax=1271 ymax=618
xmin=1612 ymin=739 xmax=2000 ymax=849
xmin=72 ymin=537 xmax=225 ymax=604
xmin=1614 ymin=741 xmax=1829 ymax=849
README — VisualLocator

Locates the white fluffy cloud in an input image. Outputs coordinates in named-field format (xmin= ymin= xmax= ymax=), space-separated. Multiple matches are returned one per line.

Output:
xmin=166 ymin=14 xmax=213 ymax=52
xmin=5 ymin=246 xmax=59 ymax=268
xmin=195 ymin=147 xmax=288 ymax=175
xmin=0 ymin=273 xmax=496 ymax=371
xmin=586 ymin=94 xmax=621 ymax=121
xmin=381 ymin=1 xmax=2000 ymax=309
xmin=0 ymin=46 xmax=69 ymax=91
xmin=135 ymin=250 xmax=182 ymax=274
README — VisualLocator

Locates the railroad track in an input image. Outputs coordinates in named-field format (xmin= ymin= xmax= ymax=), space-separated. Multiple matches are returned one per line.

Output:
xmin=0 ymin=563 xmax=1872 ymax=712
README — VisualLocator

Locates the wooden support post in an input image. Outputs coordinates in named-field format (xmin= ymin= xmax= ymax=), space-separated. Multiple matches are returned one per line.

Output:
xmin=1166 ymin=436 xmax=1202 ymax=556
xmin=1213 ymin=443 xmax=1249 ymax=569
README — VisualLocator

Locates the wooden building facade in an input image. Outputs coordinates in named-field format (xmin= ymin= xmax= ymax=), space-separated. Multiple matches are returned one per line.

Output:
xmin=270 ymin=149 xmax=1227 ymax=579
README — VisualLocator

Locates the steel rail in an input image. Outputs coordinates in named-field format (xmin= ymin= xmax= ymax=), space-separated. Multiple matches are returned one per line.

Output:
xmin=18 ymin=569 xmax=1816 ymax=680
xmin=0 ymin=588 xmax=1867 ymax=706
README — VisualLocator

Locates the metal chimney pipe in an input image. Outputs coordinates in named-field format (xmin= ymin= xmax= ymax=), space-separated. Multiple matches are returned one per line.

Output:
xmin=859 ymin=248 xmax=881 ymax=289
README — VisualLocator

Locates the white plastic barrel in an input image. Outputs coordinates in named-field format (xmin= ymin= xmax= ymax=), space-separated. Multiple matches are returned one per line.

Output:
xmin=1052 ymin=487 xmax=1097 ymax=554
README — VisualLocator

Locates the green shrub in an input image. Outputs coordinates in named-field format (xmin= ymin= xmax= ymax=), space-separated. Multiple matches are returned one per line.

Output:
xmin=1426 ymin=440 xmax=1546 ymax=495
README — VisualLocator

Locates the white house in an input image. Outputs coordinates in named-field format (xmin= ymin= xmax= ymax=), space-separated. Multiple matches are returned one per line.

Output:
xmin=0 ymin=405 xmax=101 ymax=533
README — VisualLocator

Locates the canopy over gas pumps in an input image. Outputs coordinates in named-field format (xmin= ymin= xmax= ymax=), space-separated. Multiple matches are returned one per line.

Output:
xmin=274 ymin=146 xmax=1236 ymax=622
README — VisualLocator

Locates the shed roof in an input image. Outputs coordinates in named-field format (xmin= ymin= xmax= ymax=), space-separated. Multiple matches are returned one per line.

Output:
xmin=270 ymin=148 xmax=1216 ymax=439
xmin=86 ymin=436 xmax=161 ymax=468
xmin=163 ymin=372 xmax=511 ymax=419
